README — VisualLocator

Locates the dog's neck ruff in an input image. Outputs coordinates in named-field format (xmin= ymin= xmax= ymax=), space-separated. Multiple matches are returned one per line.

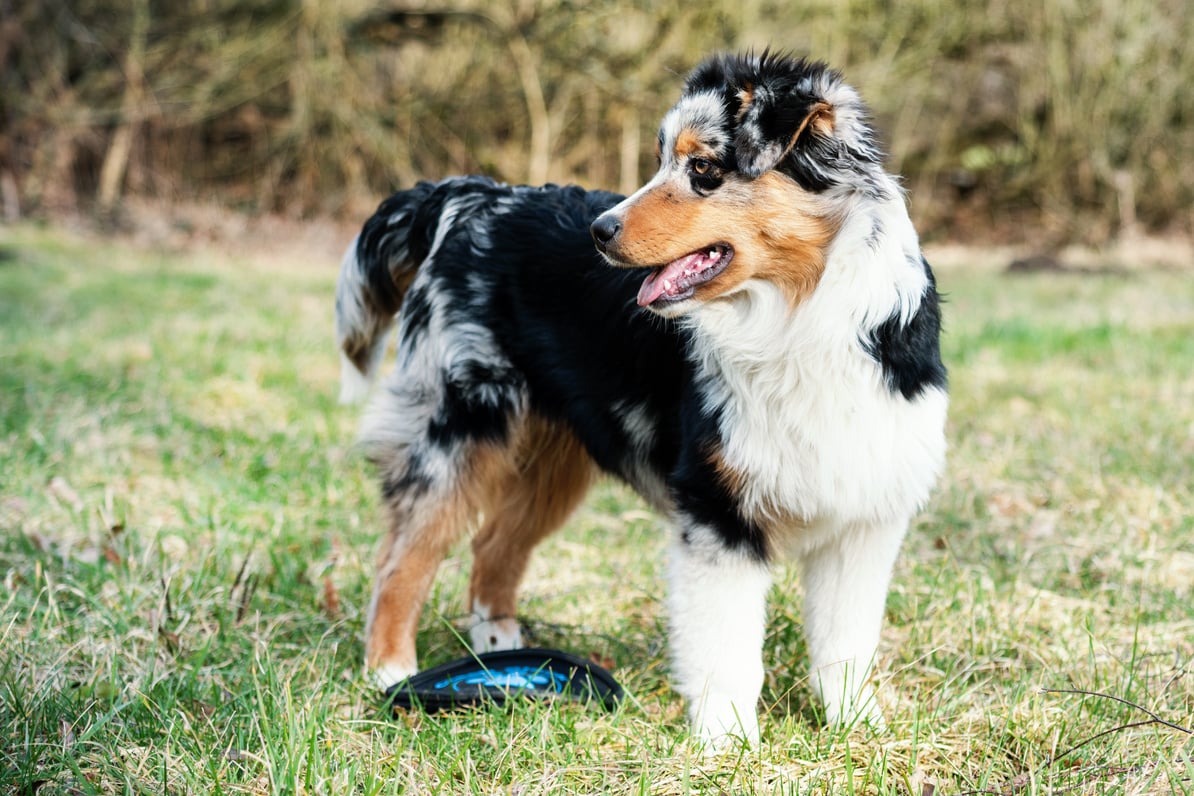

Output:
xmin=681 ymin=193 xmax=946 ymax=535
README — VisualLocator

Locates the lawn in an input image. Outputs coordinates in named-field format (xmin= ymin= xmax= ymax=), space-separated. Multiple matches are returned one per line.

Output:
xmin=1 ymin=224 xmax=1191 ymax=794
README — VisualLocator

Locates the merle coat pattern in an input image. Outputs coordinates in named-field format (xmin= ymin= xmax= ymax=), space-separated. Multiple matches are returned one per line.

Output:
xmin=336 ymin=52 xmax=947 ymax=744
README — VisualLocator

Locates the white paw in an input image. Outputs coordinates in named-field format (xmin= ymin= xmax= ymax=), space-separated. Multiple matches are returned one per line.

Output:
xmin=691 ymin=693 xmax=761 ymax=750
xmin=823 ymin=684 xmax=887 ymax=732
xmin=370 ymin=661 xmax=417 ymax=691
xmin=469 ymin=615 xmax=523 ymax=653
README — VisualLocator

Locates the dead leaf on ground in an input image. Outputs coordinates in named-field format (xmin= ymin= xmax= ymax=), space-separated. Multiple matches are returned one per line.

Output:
xmin=322 ymin=575 xmax=341 ymax=617
xmin=47 ymin=476 xmax=82 ymax=509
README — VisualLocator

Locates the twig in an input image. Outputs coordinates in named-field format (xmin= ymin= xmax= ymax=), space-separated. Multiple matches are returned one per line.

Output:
xmin=1032 ymin=687 xmax=1191 ymax=791
xmin=231 ymin=553 xmax=252 ymax=592
xmin=231 ymin=551 xmax=256 ymax=624
xmin=160 ymin=575 xmax=174 ymax=623
xmin=1046 ymin=718 xmax=1171 ymax=769
xmin=235 ymin=574 xmax=258 ymax=624
xmin=960 ymin=687 xmax=1191 ymax=796
xmin=1041 ymin=687 xmax=1192 ymax=736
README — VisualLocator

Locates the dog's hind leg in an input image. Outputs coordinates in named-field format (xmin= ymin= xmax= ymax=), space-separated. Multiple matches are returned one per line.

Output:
xmin=363 ymin=437 xmax=515 ymax=691
xmin=467 ymin=416 xmax=596 ymax=653
xmin=364 ymin=503 xmax=460 ymax=690
xmin=799 ymin=520 xmax=907 ymax=729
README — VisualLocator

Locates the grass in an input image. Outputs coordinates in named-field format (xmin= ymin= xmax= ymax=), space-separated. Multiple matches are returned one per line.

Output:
xmin=1 ymin=223 xmax=1192 ymax=794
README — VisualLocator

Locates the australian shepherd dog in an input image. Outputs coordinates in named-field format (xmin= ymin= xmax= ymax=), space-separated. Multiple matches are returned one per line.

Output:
xmin=335 ymin=52 xmax=947 ymax=744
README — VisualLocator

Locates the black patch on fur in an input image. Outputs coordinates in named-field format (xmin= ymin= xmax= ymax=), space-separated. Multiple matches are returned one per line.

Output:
xmin=671 ymin=399 xmax=769 ymax=561
xmin=862 ymin=257 xmax=947 ymax=400
xmin=690 ymin=166 xmax=725 ymax=195
xmin=403 ymin=180 xmax=461 ymax=266
xmin=438 ymin=183 xmax=694 ymax=489
xmin=427 ymin=362 xmax=522 ymax=449
xmin=381 ymin=455 xmax=431 ymax=501
xmin=398 ymin=284 xmax=433 ymax=347
xmin=356 ymin=181 xmax=440 ymax=317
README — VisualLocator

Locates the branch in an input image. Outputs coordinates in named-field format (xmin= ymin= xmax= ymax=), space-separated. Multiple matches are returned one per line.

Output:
xmin=960 ymin=687 xmax=1192 ymax=795
xmin=1033 ymin=687 xmax=1191 ymax=790
xmin=1041 ymin=687 xmax=1193 ymax=736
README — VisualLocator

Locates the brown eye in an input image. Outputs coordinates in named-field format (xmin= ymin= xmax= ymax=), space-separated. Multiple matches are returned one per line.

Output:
xmin=688 ymin=157 xmax=723 ymax=195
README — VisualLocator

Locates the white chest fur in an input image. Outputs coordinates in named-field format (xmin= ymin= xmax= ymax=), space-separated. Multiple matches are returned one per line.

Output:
xmin=687 ymin=205 xmax=948 ymax=542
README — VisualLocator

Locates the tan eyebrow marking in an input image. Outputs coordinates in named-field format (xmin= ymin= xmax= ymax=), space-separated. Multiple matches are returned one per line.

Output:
xmin=674 ymin=128 xmax=705 ymax=159
xmin=736 ymin=83 xmax=754 ymax=121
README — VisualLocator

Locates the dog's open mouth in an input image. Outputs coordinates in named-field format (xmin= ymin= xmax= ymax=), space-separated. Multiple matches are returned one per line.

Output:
xmin=636 ymin=244 xmax=733 ymax=307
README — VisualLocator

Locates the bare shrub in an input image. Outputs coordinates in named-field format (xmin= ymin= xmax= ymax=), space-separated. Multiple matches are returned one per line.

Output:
xmin=2 ymin=0 xmax=1190 ymax=242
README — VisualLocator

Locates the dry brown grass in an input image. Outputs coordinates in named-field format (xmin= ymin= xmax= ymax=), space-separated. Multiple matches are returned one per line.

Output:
xmin=4 ymin=0 xmax=1193 ymax=244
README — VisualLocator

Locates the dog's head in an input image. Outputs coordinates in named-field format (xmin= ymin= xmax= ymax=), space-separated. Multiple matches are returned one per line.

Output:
xmin=592 ymin=52 xmax=889 ymax=316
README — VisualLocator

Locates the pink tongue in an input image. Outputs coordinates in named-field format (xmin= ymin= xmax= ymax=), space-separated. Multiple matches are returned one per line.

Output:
xmin=636 ymin=252 xmax=705 ymax=307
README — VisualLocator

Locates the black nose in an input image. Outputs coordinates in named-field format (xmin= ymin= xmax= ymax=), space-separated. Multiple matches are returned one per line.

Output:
xmin=590 ymin=213 xmax=621 ymax=249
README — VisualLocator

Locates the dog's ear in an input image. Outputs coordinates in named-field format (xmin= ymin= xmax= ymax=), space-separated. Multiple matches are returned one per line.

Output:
xmin=734 ymin=83 xmax=835 ymax=179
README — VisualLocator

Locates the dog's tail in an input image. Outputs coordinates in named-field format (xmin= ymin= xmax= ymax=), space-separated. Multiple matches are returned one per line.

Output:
xmin=335 ymin=183 xmax=439 ymax=404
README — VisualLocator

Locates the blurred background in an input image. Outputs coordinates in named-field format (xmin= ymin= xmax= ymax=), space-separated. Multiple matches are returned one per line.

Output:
xmin=2 ymin=0 xmax=1192 ymax=247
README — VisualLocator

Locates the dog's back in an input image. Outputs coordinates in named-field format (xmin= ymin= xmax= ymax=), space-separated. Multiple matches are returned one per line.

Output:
xmin=337 ymin=177 xmax=690 ymax=495
xmin=336 ymin=178 xmax=618 ymax=397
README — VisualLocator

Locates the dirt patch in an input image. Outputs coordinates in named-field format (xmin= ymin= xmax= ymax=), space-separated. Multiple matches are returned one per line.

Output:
xmin=109 ymin=197 xmax=361 ymax=271
xmin=21 ymin=197 xmax=1194 ymax=276
xmin=925 ymin=235 xmax=1194 ymax=274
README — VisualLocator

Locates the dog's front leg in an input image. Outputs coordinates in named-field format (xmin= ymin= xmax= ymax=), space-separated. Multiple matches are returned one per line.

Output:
xmin=666 ymin=527 xmax=771 ymax=746
xmin=799 ymin=520 xmax=907 ymax=729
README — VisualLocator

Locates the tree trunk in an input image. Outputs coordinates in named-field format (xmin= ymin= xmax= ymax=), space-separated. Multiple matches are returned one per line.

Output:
xmin=507 ymin=32 xmax=550 ymax=185
xmin=619 ymin=106 xmax=640 ymax=196
xmin=96 ymin=0 xmax=148 ymax=217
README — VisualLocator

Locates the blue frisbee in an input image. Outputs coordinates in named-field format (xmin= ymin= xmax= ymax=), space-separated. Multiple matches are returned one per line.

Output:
xmin=385 ymin=648 xmax=623 ymax=713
